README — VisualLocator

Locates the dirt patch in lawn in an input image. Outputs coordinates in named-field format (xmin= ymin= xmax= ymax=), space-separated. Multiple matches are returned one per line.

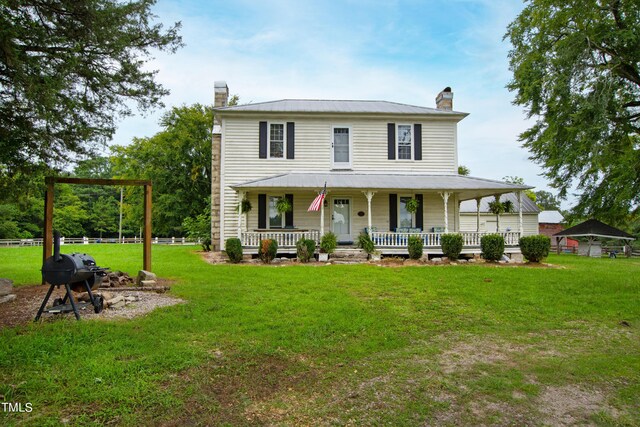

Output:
xmin=159 ymin=353 xmax=318 ymax=426
xmin=0 ymin=280 xmax=182 ymax=328
xmin=538 ymin=384 xmax=616 ymax=426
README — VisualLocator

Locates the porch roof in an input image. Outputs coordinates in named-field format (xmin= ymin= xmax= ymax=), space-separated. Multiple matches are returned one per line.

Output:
xmin=232 ymin=172 xmax=532 ymax=200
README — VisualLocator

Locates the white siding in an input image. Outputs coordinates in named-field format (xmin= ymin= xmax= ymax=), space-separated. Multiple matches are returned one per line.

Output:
xmin=221 ymin=116 xmax=459 ymax=243
xmin=459 ymin=213 xmax=539 ymax=236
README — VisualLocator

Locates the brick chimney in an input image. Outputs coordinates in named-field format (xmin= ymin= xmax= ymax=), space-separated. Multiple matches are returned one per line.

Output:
xmin=211 ymin=81 xmax=228 ymax=252
xmin=435 ymin=87 xmax=453 ymax=111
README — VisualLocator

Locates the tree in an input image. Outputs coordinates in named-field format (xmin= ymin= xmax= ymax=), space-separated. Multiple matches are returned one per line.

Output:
xmin=505 ymin=1 xmax=640 ymax=224
xmin=112 ymin=104 xmax=213 ymax=236
xmin=535 ymin=190 xmax=561 ymax=211
xmin=458 ymin=165 xmax=470 ymax=176
xmin=502 ymin=176 xmax=536 ymax=202
xmin=0 ymin=0 xmax=182 ymax=189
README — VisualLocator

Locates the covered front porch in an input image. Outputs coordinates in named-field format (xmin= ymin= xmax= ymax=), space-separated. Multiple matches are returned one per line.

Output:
xmin=229 ymin=172 xmax=532 ymax=256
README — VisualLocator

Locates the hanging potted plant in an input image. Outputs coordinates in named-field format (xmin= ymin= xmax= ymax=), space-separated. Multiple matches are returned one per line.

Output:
xmin=405 ymin=198 xmax=420 ymax=214
xmin=238 ymin=198 xmax=252 ymax=232
xmin=488 ymin=196 xmax=513 ymax=232
xmin=275 ymin=197 xmax=292 ymax=214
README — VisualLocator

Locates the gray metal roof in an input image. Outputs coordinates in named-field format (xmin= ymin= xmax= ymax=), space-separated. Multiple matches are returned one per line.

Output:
xmin=232 ymin=172 xmax=531 ymax=200
xmin=460 ymin=193 xmax=540 ymax=214
xmin=215 ymin=99 xmax=467 ymax=116
xmin=538 ymin=210 xmax=564 ymax=223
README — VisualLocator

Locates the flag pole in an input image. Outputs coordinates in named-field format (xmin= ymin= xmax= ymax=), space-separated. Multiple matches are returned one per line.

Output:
xmin=320 ymin=181 xmax=326 ymax=236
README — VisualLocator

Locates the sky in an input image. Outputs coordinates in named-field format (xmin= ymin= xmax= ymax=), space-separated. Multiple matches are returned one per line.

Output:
xmin=111 ymin=0 xmax=569 ymax=207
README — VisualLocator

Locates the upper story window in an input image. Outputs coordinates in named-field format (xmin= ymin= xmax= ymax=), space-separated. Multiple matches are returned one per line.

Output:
xmin=397 ymin=124 xmax=412 ymax=160
xmin=269 ymin=123 xmax=285 ymax=158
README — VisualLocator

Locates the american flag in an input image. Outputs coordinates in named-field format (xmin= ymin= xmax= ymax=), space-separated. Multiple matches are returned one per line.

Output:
xmin=308 ymin=183 xmax=327 ymax=212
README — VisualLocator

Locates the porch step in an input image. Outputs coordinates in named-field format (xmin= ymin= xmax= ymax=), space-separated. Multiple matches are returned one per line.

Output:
xmin=331 ymin=248 xmax=368 ymax=261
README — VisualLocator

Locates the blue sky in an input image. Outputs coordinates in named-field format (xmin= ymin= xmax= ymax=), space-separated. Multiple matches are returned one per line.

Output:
xmin=112 ymin=0 xmax=567 ymax=206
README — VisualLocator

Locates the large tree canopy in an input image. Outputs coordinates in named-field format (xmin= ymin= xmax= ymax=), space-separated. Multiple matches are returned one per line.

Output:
xmin=505 ymin=0 xmax=640 ymax=224
xmin=0 ymin=0 xmax=182 ymax=190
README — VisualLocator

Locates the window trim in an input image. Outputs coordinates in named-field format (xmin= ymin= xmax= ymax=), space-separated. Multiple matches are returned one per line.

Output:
xmin=331 ymin=124 xmax=353 ymax=169
xmin=396 ymin=123 xmax=413 ymax=161
xmin=267 ymin=122 xmax=287 ymax=159
xmin=267 ymin=194 xmax=286 ymax=229
xmin=398 ymin=194 xmax=415 ymax=228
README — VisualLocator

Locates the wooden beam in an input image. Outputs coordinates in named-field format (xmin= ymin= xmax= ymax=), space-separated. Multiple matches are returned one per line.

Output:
xmin=50 ymin=177 xmax=151 ymax=186
xmin=42 ymin=179 xmax=55 ymax=284
xmin=143 ymin=184 xmax=152 ymax=271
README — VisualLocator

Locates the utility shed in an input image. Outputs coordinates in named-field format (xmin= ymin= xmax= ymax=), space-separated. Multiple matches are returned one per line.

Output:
xmin=553 ymin=219 xmax=635 ymax=257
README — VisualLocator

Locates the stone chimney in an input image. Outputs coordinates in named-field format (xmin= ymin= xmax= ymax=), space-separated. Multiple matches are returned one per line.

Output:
xmin=435 ymin=87 xmax=453 ymax=111
xmin=214 ymin=81 xmax=229 ymax=108
xmin=211 ymin=81 xmax=228 ymax=252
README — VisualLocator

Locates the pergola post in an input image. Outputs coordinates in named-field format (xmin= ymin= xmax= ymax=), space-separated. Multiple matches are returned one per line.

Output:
xmin=42 ymin=178 xmax=55 ymax=282
xmin=363 ymin=190 xmax=376 ymax=232
xmin=475 ymin=197 xmax=481 ymax=233
xmin=440 ymin=191 xmax=450 ymax=233
xmin=143 ymin=184 xmax=152 ymax=271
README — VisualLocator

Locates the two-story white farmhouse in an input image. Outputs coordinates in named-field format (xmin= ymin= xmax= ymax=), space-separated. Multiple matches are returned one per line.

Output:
xmin=211 ymin=81 xmax=534 ymax=255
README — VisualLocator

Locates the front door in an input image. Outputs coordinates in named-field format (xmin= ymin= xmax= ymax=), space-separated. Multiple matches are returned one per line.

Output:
xmin=332 ymin=198 xmax=351 ymax=242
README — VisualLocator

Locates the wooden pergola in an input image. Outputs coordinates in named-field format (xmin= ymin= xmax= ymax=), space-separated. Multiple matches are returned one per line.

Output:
xmin=43 ymin=177 xmax=153 ymax=273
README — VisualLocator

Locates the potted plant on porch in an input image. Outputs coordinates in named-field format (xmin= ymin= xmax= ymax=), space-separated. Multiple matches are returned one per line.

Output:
xmin=237 ymin=198 xmax=252 ymax=231
xmin=319 ymin=232 xmax=337 ymax=262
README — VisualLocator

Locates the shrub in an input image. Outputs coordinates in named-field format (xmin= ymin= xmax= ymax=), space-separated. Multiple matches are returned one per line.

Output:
xmin=357 ymin=232 xmax=375 ymax=254
xmin=296 ymin=238 xmax=316 ymax=263
xmin=320 ymin=232 xmax=337 ymax=254
xmin=441 ymin=233 xmax=464 ymax=260
xmin=407 ymin=235 xmax=423 ymax=259
xmin=481 ymin=234 xmax=505 ymax=261
xmin=519 ymin=235 xmax=551 ymax=263
xmin=225 ymin=238 xmax=243 ymax=263
xmin=182 ymin=211 xmax=211 ymax=251
xmin=258 ymin=239 xmax=278 ymax=264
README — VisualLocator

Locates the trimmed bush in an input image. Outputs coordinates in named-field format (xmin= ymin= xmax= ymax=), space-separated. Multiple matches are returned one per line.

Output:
xmin=408 ymin=235 xmax=424 ymax=259
xmin=225 ymin=238 xmax=243 ymax=263
xmin=357 ymin=232 xmax=375 ymax=254
xmin=481 ymin=234 xmax=504 ymax=261
xmin=519 ymin=235 xmax=551 ymax=263
xmin=296 ymin=238 xmax=316 ymax=263
xmin=441 ymin=233 xmax=464 ymax=260
xmin=258 ymin=239 xmax=278 ymax=264
xmin=320 ymin=232 xmax=337 ymax=254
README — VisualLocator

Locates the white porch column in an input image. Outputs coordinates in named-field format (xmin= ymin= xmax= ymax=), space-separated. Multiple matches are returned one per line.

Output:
xmin=320 ymin=196 xmax=325 ymax=236
xmin=237 ymin=190 xmax=245 ymax=238
xmin=440 ymin=191 xmax=450 ymax=233
xmin=518 ymin=190 xmax=524 ymax=237
xmin=363 ymin=190 xmax=376 ymax=232
xmin=475 ymin=197 xmax=482 ymax=232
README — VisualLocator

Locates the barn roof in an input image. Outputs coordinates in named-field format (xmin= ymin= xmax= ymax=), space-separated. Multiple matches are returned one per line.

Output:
xmin=553 ymin=219 xmax=635 ymax=240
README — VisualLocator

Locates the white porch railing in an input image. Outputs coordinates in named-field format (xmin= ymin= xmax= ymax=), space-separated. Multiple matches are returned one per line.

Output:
xmin=241 ymin=230 xmax=321 ymax=247
xmin=370 ymin=231 xmax=521 ymax=248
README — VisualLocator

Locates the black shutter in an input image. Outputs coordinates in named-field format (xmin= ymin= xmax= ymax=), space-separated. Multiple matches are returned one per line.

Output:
xmin=285 ymin=194 xmax=294 ymax=227
xmin=414 ymin=123 xmax=422 ymax=160
xmin=259 ymin=121 xmax=267 ymax=158
xmin=415 ymin=194 xmax=424 ymax=230
xmin=387 ymin=123 xmax=396 ymax=160
xmin=258 ymin=194 xmax=266 ymax=229
xmin=389 ymin=194 xmax=398 ymax=231
xmin=286 ymin=122 xmax=295 ymax=159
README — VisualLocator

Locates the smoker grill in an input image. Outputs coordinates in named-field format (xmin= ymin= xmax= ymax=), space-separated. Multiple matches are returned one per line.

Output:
xmin=35 ymin=231 xmax=109 ymax=321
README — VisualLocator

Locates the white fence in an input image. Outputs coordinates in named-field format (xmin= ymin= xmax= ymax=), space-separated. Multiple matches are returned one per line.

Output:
xmin=241 ymin=230 xmax=321 ymax=247
xmin=0 ymin=237 xmax=200 ymax=247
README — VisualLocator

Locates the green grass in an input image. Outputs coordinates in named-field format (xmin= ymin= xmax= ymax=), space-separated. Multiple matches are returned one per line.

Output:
xmin=1 ymin=246 xmax=639 ymax=425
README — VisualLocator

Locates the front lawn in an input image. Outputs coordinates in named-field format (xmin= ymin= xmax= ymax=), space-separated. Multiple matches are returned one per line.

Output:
xmin=1 ymin=246 xmax=639 ymax=425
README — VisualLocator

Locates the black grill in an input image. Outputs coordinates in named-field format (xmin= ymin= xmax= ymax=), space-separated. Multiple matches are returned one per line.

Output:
xmin=35 ymin=231 xmax=109 ymax=321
